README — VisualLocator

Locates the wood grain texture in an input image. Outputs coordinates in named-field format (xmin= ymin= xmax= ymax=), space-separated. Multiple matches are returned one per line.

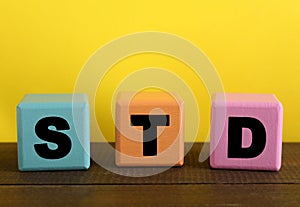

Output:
xmin=0 ymin=184 xmax=299 ymax=207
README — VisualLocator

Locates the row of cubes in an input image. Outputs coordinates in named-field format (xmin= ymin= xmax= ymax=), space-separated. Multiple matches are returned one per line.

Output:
xmin=17 ymin=92 xmax=283 ymax=171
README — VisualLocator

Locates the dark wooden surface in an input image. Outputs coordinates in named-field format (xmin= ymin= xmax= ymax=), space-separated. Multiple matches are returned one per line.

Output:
xmin=0 ymin=143 xmax=299 ymax=206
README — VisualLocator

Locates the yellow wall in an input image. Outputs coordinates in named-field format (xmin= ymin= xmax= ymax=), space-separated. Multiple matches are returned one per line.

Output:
xmin=1 ymin=1 xmax=299 ymax=142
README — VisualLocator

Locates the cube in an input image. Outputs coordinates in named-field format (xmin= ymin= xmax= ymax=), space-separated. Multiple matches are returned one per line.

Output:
xmin=115 ymin=92 xmax=184 ymax=166
xmin=17 ymin=94 xmax=90 ymax=171
xmin=210 ymin=93 xmax=283 ymax=171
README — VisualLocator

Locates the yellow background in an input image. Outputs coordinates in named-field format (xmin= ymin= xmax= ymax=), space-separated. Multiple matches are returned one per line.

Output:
xmin=1 ymin=1 xmax=299 ymax=142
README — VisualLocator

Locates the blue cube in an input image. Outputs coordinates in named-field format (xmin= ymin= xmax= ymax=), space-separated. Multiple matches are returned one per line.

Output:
xmin=17 ymin=94 xmax=90 ymax=171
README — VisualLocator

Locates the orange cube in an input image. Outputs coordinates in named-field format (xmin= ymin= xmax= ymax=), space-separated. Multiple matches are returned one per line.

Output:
xmin=115 ymin=92 xmax=184 ymax=166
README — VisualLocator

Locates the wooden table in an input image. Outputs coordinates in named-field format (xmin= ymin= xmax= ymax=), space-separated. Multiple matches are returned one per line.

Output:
xmin=0 ymin=143 xmax=299 ymax=206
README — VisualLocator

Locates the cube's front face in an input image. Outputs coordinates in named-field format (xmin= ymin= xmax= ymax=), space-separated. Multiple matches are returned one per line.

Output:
xmin=210 ymin=96 xmax=283 ymax=171
xmin=17 ymin=96 xmax=90 ymax=171
xmin=116 ymin=92 xmax=184 ymax=166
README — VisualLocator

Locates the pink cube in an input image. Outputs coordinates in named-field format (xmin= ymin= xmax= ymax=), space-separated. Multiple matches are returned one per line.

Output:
xmin=210 ymin=93 xmax=283 ymax=171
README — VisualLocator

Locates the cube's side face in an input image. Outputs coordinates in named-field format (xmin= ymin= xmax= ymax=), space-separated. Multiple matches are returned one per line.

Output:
xmin=210 ymin=102 xmax=283 ymax=171
xmin=116 ymin=93 xmax=184 ymax=166
xmin=17 ymin=103 xmax=90 ymax=171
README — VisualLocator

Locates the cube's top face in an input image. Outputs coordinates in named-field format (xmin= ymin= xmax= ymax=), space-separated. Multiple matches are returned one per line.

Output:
xmin=117 ymin=92 xmax=183 ymax=107
xmin=20 ymin=94 xmax=87 ymax=103
xmin=17 ymin=94 xmax=88 ymax=109
xmin=213 ymin=93 xmax=282 ymax=109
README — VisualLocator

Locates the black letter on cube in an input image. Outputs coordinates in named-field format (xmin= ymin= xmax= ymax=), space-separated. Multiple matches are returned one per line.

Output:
xmin=34 ymin=116 xmax=72 ymax=159
xmin=228 ymin=117 xmax=266 ymax=158
xmin=131 ymin=115 xmax=170 ymax=156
